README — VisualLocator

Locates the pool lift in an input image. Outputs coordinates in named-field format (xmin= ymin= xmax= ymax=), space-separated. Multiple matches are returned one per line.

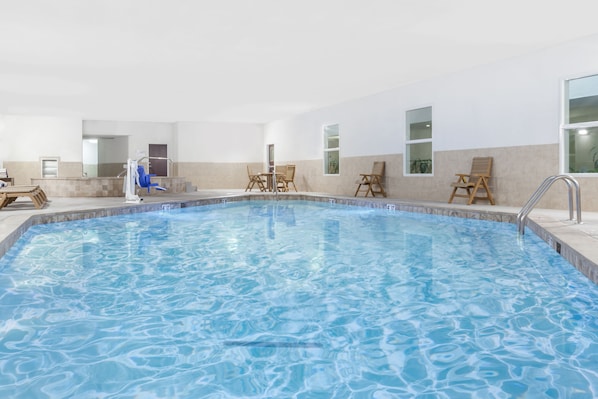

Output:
xmin=124 ymin=159 xmax=141 ymax=203
xmin=123 ymin=158 xmax=166 ymax=203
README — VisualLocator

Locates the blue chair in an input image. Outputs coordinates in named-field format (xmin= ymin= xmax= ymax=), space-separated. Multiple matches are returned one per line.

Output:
xmin=137 ymin=166 xmax=161 ymax=193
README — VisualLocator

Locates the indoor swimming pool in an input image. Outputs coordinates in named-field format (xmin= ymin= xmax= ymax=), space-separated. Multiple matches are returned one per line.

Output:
xmin=0 ymin=200 xmax=597 ymax=398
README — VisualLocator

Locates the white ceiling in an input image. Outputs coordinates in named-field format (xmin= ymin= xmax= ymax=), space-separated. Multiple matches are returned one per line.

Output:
xmin=2 ymin=0 xmax=598 ymax=124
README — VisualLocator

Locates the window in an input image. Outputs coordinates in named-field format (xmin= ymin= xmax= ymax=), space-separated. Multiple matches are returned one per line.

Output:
xmin=41 ymin=157 xmax=59 ymax=178
xmin=563 ymin=75 xmax=598 ymax=173
xmin=324 ymin=124 xmax=339 ymax=175
xmin=405 ymin=106 xmax=432 ymax=175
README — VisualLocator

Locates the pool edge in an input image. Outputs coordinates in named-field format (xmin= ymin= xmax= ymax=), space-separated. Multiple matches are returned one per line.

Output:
xmin=1 ymin=192 xmax=596 ymax=284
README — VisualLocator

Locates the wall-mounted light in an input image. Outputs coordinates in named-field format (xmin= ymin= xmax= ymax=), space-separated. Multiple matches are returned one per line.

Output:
xmin=578 ymin=129 xmax=588 ymax=135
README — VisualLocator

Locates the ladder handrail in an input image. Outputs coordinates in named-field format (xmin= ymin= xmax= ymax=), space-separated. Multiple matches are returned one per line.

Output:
xmin=517 ymin=174 xmax=582 ymax=235
xmin=136 ymin=156 xmax=174 ymax=167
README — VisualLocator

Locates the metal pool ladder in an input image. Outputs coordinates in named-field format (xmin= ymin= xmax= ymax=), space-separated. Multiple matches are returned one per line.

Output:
xmin=517 ymin=174 xmax=582 ymax=235
xmin=272 ymin=171 xmax=278 ymax=200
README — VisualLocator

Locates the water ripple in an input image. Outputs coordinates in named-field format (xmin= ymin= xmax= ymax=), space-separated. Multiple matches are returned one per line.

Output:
xmin=0 ymin=201 xmax=596 ymax=398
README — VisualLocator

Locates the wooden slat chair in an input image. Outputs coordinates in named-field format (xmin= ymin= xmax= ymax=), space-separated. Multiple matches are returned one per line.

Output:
xmin=355 ymin=161 xmax=387 ymax=197
xmin=0 ymin=185 xmax=48 ymax=210
xmin=245 ymin=165 xmax=266 ymax=192
xmin=277 ymin=164 xmax=297 ymax=192
xmin=448 ymin=157 xmax=495 ymax=205
xmin=274 ymin=165 xmax=288 ymax=192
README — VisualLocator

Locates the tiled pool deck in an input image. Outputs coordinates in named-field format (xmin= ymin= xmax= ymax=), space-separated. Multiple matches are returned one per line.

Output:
xmin=1 ymin=189 xmax=597 ymax=284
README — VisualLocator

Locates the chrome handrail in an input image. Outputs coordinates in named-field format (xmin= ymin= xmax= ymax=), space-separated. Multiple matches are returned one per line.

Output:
xmin=517 ymin=174 xmax=582 ymax=235
xmin=137 ymin=156 xmax=174 ymax=164
xmin=272 ymin=171 xmax=278 ymax=199
xmin=116 ymin=156 xmax=174 ymax=177
xmin=137 ymin=156 xmax=174 ymax=177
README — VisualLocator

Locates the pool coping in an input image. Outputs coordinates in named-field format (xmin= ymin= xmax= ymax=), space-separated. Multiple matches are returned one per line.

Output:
xmin=1 ymin=192 xmax=596 ymax=284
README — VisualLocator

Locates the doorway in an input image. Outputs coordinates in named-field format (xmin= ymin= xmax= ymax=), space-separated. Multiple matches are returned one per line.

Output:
xmin=268 ymin=144 xmax=274 ymax=172
xmin=149 ymin=144 xmax=168 ymax=176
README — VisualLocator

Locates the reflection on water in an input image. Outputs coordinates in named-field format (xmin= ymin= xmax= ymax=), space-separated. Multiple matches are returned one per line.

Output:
xmin=249 ymin=203 xmax=296 ymax=239
xmin=0 ymin=201 xmax=597 ymax=398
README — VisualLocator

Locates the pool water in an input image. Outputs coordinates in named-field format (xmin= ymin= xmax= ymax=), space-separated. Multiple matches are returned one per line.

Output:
xmin=0 ymin=200 xmax=597 ymax=398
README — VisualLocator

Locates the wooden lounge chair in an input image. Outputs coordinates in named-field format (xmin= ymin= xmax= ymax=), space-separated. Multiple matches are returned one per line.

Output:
xmin=277 ymin=164 xmax=297 ymax=192
xmin=448 ymin=157 xmax=495 ymax=205
xmin=245 ymin=165 xmax=266 ymax=192
xmin=355 ymin=161 xmax=386 ymax=197
xmin=0 ymin=185 xmax=48 ymax=209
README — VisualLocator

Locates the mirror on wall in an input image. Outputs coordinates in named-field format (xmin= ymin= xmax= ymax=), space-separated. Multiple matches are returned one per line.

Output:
xmin=82 ymin=136 xmax=129 ymax=177
xmin=82 ymin=138 xmax=98 ymax=177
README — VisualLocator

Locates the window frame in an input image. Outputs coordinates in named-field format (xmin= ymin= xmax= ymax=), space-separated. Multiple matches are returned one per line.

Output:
xmin=404 ymin=106 xmax=433 ymax=176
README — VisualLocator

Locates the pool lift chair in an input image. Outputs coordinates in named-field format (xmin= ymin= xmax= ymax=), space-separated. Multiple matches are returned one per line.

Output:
xmin=137 ymin=165 xmax=166 ymax=193
xmin=123 ymin=159 xmax=166 ymax=203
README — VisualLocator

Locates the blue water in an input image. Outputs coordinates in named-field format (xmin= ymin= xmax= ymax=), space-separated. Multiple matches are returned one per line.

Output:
xmin=0 ymin=200 xmax=597 ymax=398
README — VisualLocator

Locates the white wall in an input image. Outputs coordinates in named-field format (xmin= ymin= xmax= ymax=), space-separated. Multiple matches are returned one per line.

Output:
xmin=265 ymin=34 xmax=598 ymax=162
xmin=0 ymin=114 xmax=82 ymax=161
xmin=4 ymin=33 xmax=598 ymax=180
xmin=83 ymin=120 xmax=175 ymax=160
xmin=175 ymin=121 xmax=264 ymax=163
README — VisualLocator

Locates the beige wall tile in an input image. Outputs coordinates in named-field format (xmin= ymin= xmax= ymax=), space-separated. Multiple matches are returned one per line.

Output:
xmin=256 ymin=145 xmax=596 ymax=211
xmin=31 ymin=176 xmax=187 ymax=197
xmin=10 ymin=145 xmax=598 ymax=211
xmin=4 ymin=161 xmax=83 ymax=184
xmin=3 ymin=161 xmax=39 ymax=185
xmin=177 ymin=162 xmax=265 ymax=191
xmin=59 ymin=162 xmax=83 ymax=178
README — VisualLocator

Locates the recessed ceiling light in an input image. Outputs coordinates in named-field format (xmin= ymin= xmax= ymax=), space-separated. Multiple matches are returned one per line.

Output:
xmin=578 ymin=129 xmax=588 ymax=135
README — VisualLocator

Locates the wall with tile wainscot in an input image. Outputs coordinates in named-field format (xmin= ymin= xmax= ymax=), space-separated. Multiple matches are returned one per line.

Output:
xmin=31 ymin=177 xmax=187 ymax=197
